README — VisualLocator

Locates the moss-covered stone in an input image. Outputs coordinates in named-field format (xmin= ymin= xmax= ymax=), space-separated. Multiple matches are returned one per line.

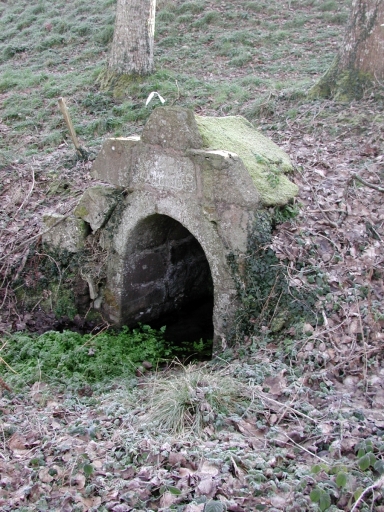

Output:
xmin=195 ymin=115 xmax=298 ymax=206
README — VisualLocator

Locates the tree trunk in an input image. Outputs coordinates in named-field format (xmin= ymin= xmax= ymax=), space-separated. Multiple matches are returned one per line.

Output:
xmin=108 ymin=0 xmax=156 ymax=76
xmin=309 ymin=0 xmax=384 ymax=100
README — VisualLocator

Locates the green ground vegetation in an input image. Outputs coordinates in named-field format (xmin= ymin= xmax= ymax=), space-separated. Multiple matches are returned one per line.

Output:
xmin=0 ymin=325 xmax=211 ymax=391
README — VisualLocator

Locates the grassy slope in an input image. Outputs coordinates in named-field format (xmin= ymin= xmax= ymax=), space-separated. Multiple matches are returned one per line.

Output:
xmin=0 ymin=0 xmax=349 ymax=168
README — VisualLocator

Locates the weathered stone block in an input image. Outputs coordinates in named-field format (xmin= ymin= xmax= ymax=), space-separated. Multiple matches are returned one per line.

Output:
xmin=91 ymin=136 xmax=140 ymax=187
xmin=51 ymin=107 xmax=301 ymax=349
xmin=187 ymin=148 xmax=261 ymax=208
xmin=141 ymin=106 xmax=203 ymax=151
xmin=74 ymin=186 xmax=121 ymax=232
xmin=42 ymin=214 xmax=88 ymax=253
xmin=132 ymin=145 xmax=197 ymax=193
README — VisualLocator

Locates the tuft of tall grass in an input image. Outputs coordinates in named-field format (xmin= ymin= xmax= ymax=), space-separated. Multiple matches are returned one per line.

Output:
xmin=143 ymin=363 xmax=244 ymax=436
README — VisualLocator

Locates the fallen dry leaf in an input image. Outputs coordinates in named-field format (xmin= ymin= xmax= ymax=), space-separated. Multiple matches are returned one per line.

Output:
xmin=71 ymin=473 xmax=86 ymax=489
xmin=8 ymin=433 xmax=27 ymax=451
xmin=196 ymin=476 xmax=216 ymax=498
xmin=184 ymin=504 xmax=205 ymax=512
xmin=199 ymin=461 xmax=220 ymax=477
xmin=80 ymin=495 xmax=102 ymax=510
xmin=39 ymin=467 xmax=53 ymax=483
xmin=160 ymin=491 xmax=179 ymax=508
xmin=263 ymin=370 xmax=287 ymax=395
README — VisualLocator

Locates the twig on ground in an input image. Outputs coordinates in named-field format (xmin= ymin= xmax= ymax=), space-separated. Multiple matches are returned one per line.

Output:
xmin=350 ymin=474 xmax=384 ymax=512
xmin=351 ymin=173 xmax=384 ymax=193
xmin=81 ymin=322 xmax=110 ymax=347
xmin=247 ymin=384 xmax=319 ymax=424
xmin=0 ymin=282 xmax=10 ymax=310
xmin=284 ymin=433 xmax=328 ymax=464
xmin=13 ymin=167 xmax=35 ymax=220
xmin=12 ymin=247 xmax=29 ymax=283
xmin=0 ymin=356 xmax=17 ymax=374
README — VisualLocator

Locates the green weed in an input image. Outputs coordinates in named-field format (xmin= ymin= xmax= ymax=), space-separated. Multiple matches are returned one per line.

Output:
xmin=229 ymin=52 xmax=253 ymax=68
xmin=310 ymin=438 xmax=384 ymax=511
xmin=157 ymin=9 xmax=176 ymax=22
xmin=0 ymin=70 xmax=19 ymax=92
xmin=177 ymin=13 xmax=193 ymax=24
xmin=321 ymin=12 xmax=349 ymax=24
xmin=176 ymin=2 xmax=206 ymax=15
xmin=192 ymin=11 xmax=219 ymax=28
xmin=228 ymin=211 xmax=317 ymax=341
xmin=245 ymin=2 xmax=266 ymax=12
xmin=0 ymin=325 xmax=169 ymax=389
xmin=36 ymin=35 xmax=67 ymax=51
xmin=273 ymin=203 xmax=300 ymax=224
xmin=0 ymin=324 xmax=213 ymax=391
xmin=318 ymin=1 xmax=337 ymax=11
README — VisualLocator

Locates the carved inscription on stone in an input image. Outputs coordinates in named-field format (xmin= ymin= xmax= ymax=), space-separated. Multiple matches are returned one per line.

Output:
xmin=133 ymin=153 xmax=196 ymax=193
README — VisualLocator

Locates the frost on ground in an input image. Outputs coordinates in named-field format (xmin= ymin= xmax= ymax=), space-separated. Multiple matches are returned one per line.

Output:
xmin=1 ymin=92 xmax=383 ymax=511
xmin=1 ymin=355 xmax=384 ymax=511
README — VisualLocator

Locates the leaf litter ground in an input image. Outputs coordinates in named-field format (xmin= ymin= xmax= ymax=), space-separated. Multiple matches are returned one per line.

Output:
xmin=0 ymin=0 xmax=384 ymax=510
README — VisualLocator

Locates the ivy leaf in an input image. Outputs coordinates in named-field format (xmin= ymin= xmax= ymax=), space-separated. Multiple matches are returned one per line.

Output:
xmin=167 ymin=486 xmax=182 ymax=495
xmin=311 ymin=465 xmax=322 ymax=474
xmin=374 ymin=460 xmax=384 ymax=475
xmin=359 ymin=453 xmax=375 ymax=471
xmin=335 ymin=472 xmax=348 ymax=488
xmin=354 ymin=487 xmax=363 ymax=501
xmin=358 ymin=454 xmax=370 ymax=470
xmin=83 ymin=463 xmax=94 ymax=476
xmin=204 ymin=501 xmax=225 ymax=512
xmin=310 ymin=488 xmax=321 ymax=503
xmin=366 ymin=440 xmax=374 ymax=452
xmin=319 ymin=491 xmax=331 ymax=511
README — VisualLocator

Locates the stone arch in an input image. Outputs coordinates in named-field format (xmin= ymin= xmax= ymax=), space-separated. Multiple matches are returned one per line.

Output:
xmin=44 ymin=107 xmax=298 ymax=352
xmin=121 ymin=213 xmax=214 ymax=343
xmin=104 ymin=190 xmax=238 ymax=349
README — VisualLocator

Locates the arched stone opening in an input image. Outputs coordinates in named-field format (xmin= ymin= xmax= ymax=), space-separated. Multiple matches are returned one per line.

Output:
xmin=121 ymin=214 xmax=214 ymax=345
xmin=43 ymin=107 xmax=298 ymax=352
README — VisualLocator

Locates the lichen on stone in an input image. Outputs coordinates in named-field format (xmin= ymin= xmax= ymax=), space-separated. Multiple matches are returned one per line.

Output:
xmin=195 ymin=114 xmax=298 ymax=206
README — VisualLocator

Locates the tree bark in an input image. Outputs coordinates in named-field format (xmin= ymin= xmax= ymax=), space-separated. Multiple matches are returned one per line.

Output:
xmin=309 ymin=0 xmax=384 ymax=100
xmin=108 ymin=0 xmax=156 ymax=76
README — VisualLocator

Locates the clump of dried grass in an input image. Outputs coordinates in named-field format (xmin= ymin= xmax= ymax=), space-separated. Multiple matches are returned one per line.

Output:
xmin=143 ymin=362 xmax=243 ymax=436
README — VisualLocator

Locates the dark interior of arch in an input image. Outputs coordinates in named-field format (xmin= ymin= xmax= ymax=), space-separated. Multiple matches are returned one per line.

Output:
xmin=121 ymin=214 xmax=214 ymax=345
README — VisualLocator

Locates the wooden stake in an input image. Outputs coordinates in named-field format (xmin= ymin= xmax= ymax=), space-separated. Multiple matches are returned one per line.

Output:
xmin=58 ymin=97 xmax=88 ymax=158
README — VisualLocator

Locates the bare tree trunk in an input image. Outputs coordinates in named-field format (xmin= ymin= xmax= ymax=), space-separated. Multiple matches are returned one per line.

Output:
xmin=108 ymin=0 xmax=156 ymax=76
xmin=310 ymin=0 xmax=384 ymax=100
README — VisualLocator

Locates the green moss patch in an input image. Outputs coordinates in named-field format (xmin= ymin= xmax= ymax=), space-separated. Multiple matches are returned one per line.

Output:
xmin=195 ymin=114 xmax=298 ymax=205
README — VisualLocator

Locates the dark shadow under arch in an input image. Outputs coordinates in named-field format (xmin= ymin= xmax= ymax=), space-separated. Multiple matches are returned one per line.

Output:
xmin=121 ymin=214 xmax=214 ymax=344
